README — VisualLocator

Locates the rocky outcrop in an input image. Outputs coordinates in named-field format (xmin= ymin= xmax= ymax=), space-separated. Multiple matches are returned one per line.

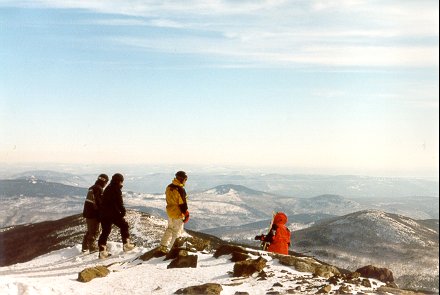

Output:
xmin=233 ymin=256 xmax=267 ymax=277
xmin=77 ymin=265 xmax=110 ymax=282
xmin=213 ymin=244 xmax=259 ymax=258
xmin=174 ymin=283 xmax=223 ymax=294
xmin=375 ymin=286 xmax=428 ymax=295
xmin=167 ymin=250 xmax=198 ymax=269
xmin=356 ymin=265 xmax=394 ymax=284
xmin=277 ymin=255 xmax=341 ymax=278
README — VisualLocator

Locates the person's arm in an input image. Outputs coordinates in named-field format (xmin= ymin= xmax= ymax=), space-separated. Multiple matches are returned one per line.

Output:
xmin=85 ymin=188 xmax=97 ymax=210
xmin=116 ymin=189 xmax=126 ymax=217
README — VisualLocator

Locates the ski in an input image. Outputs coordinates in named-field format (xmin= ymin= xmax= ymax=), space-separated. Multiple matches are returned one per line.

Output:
xmin=261 ymin=211 xmax=276 ymax=251
xmin=63 ymin=250 xmax=97 ymax=262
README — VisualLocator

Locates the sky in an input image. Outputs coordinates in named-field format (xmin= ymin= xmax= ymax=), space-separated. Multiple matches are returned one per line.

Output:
xmin=0 ymin=0 xmax=438 ymax=177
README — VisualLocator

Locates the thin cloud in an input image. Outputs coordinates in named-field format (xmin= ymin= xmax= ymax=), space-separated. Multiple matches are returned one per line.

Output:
xmin=2 ymin=0 xmax=438 ymax=68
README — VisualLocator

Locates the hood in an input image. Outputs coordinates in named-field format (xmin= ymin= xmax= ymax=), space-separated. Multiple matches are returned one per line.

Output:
xmin=273 ymin=212 xmax=288 ymax=225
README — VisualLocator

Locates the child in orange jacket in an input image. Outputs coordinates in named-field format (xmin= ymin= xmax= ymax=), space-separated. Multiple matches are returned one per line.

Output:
xmin=255 ymin=212 xmax=291 ymax=255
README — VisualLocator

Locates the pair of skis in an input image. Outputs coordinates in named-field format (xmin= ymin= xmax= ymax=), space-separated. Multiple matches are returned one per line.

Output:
xmin=261 ymin=211 xmax=276 ymax=251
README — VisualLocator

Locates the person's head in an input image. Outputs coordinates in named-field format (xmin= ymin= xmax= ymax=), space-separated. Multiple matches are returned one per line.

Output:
xmin=96 ymin=173 xmax=109 ymax=186
xmin=111 ymin=173 xmax=124 ymax=187
xmin=175 ymin=170 xmax=188 ymax=184
xmin=273 ymin=212 xmax=288 ymax=225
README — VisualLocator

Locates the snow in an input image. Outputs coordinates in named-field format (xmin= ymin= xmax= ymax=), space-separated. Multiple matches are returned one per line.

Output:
xmin=200 ymin=189 xmax=243 ymax=203
xmin=0 ymin=242 xmax=388 ymax=295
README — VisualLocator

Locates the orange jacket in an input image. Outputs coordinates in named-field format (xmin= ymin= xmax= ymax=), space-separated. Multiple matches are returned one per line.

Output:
xmin=267 ymin=212 xmax=291 ymax=255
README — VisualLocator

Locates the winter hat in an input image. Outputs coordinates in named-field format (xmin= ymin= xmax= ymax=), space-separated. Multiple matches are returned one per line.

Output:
xmin=111 ymin=173 xmax=124 ymax=183
xmin=175 ymin=171 xmax=188 ymax=180
xmin=98 ymin=174 xmax=109 ymax=182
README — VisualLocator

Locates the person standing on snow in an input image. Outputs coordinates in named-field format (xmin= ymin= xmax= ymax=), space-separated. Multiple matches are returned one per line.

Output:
xmin=97 ymin=173 xmax=135 ymax=259
xmin=156 ymin=171 xmax=190 ymax=256
xmin=81 ymin=173 xmax=109 ymax=253
xmin=255 ymin=212 xmax=291 ymax=255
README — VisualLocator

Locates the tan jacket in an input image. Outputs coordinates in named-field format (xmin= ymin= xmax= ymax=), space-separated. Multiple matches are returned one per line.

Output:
xmin=165 ymin=178 xmax=187 ymax=219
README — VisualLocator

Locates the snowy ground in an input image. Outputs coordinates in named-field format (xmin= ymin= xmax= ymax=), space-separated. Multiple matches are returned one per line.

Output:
xmin=0 ymin=241 xmax=388 ymax=295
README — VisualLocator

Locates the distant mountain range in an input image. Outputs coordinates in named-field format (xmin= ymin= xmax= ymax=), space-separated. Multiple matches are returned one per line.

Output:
xmin=11 ymin=170 xmax=92 ymax=187
xmin=0 ymin=178 xmax=438 ymax=229
xmin=4 ymin=169 xmax=439 ymax=198
xmin=0 ymin=179 xmax=87 ymax=227
xmin=0 ymin=178 xmax=86 ymax=197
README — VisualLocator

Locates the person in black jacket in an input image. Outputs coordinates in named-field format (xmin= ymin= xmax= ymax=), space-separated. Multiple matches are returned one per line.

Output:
xmin=81 ymin=173 xmax=109 ymax=253
xmin=97 ymin=173 xmax=135 ymax=259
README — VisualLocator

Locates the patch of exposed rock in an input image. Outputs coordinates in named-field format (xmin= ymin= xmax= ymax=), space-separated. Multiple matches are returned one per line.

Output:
xmin=174 ymin=283 xmax=223 ymax=294
xmin=77 ymin=265 xmax=110 ymax=282
xmin=277 ymin=255 xmax=341 ymax=278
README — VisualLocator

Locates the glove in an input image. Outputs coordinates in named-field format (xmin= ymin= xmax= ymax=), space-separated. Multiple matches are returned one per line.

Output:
xmin=254 ymin=235 xmax=264 ymax=241
xmin=183 ymin=210 xmax=190 ymax=223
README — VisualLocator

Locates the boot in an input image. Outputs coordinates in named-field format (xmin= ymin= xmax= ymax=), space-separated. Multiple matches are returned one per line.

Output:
xmin=153 ymin=245 xmax=168 ymax=257
xmin=123 ymin=239 xmax=135 ymax=252
xmin=98 ymin=245 xmax=111 ymax=259
xmin=88 ymin=243 xmax=99 ymax=253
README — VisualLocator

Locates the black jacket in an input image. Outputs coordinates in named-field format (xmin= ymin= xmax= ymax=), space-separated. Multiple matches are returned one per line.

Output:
xmin=99 ymin=182 xmax=126 ymax=220
xmin=82 ymin=183 xmax=104 ymax=219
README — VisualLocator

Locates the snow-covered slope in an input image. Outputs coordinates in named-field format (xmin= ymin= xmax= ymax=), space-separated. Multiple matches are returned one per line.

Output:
xmin=0 ymin=243 xmax=392 ymax=295
xmin=293 ymin=210 xmax=439 ymax=292
xmin=0 ymin=211 xmax=395 ymax=295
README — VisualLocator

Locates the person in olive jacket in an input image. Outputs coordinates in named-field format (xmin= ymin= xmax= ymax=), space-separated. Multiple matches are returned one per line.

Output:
xmin=156 ymin=171 xmax=190 ymax=256
xmin=81 ymin=174 xmax=109 ymax=252
xmin=97 ymin=173 xmax=135 ymax=259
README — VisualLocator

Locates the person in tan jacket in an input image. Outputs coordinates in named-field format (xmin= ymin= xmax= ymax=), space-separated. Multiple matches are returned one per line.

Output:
xmin=156 ymin=171 xmax=189 ymax=255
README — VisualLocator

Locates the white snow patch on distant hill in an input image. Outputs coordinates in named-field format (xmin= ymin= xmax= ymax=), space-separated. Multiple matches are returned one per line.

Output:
xmin=193 ymin=188 xmax=243 ymax=203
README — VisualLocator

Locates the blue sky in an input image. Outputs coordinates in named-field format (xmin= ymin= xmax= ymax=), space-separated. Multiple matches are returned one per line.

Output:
xmin=0 ymin=0 xmax=438 ymax=177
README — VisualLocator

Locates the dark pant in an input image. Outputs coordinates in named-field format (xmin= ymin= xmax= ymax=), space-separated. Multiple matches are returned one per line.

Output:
xmin=98 ymin=217 xmax=130 ymax=250
xmin=82 ymin=218 xmax=100 ymax=251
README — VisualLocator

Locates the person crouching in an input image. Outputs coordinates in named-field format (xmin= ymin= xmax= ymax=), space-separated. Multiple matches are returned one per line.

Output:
xmin=255 ymin=212 xmax=291 ymax=255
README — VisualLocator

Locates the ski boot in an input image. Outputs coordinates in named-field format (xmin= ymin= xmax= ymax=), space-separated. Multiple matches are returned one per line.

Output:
xmin=98 ymin=245 xmax=111 ymax=259
xmin=123 ymin=239 xmax=135 ymax=252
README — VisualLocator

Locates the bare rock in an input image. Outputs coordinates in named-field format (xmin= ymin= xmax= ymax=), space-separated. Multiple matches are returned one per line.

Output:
xmin=361 ymin=278 xmax=372 ymax=287
xmin=77 ymin=265 xmax=110 ymax=282
xmin=278 ymin=255 xmax=340 ymax=278
xmin=233 ymin=257 xmax=267 ymax=277
xmin=317 ymin=284 xmax=332 ymax=293
xmin=314 ymin=264 xmax=341 ymax=279
xmin=139 ymin=247 xmax=160 ymax=261
xmin=231 ymin=251 xmax=250 ymax=262
xmin=166 ymin=236 xmax=210 ymax=260
xmin=174 ymin=283 xmax=222 ymax=295
xmin=376 ymin=286 xmax=427 ymax=295
xmin=167 ymin=251 xmax=198 ymax=269
xmin=336 ymin=285 xmax=352 ymax=294
xmin=356 ymin=265 xmax=394 ymax=283
xmin=277 ymin=256 xmax=315 ymax=273
xmin=214 ymin=245 xmax=249 ymax=258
